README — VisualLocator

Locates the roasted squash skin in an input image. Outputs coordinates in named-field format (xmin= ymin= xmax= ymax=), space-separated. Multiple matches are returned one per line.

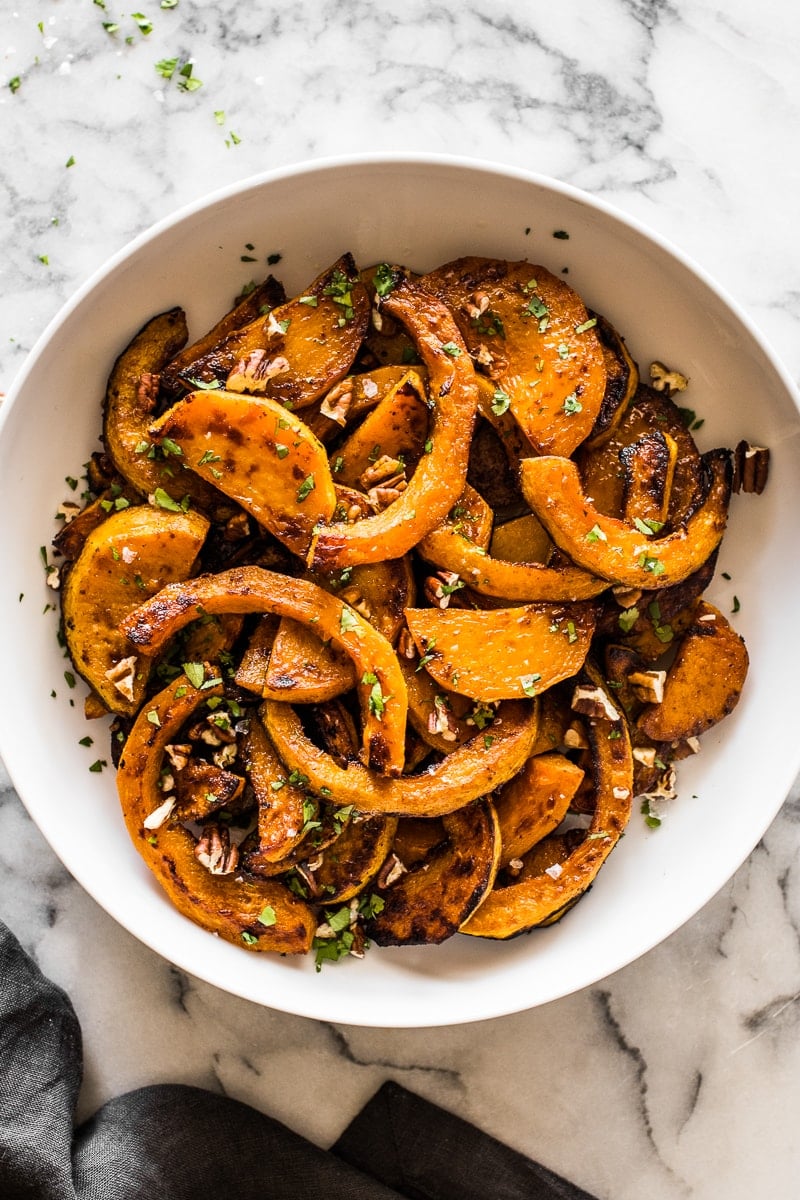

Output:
xmin=119 ymin=566 xmax=409 ymax=777
xmin=309 ymin=283 xmax=479 ymax=570
xmin=177 ymin=254 xmax=369 ymax=408
xmin=366 ymin=800 xmax=500 ymax=945
xmin=62 ymin=505 xmax=209 ymax=716
xmin=116 ymin=672 xmax=317 ymax=954
xmin=462 ymin=669 xmax=634 ymax=938
xmin=263 ymin=698 xmax=539 ymax=818
xmin=421 ymin=256 xmax=607 ymax=457
xmin=520 ymin=449 xmax=731 ymax=589
xmin=102 ymin=309 xmax=225 ymax=513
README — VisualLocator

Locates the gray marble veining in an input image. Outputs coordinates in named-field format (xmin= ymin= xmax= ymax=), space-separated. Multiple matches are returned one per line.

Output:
xmin=2 ymin=2 xmax=800 ymax=1197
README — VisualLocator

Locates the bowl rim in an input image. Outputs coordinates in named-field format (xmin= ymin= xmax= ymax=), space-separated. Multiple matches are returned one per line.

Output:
xmin=2 ymin=151 xmax=800 ymax=1025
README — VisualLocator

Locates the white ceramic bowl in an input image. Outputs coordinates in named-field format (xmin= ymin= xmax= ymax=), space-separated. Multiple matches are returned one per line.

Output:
xmin=2 ymin=155 xmax=799 ymax=1027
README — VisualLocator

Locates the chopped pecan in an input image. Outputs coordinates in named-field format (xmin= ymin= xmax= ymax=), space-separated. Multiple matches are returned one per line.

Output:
xmin=423 ymin=570 xmax=462 ymax=609
xmin=104 ymin=655 xmax=139 ymax=703
xmin=570 ymin=685 xmax=621 ymax=723
xmin=359 ymin=455 xmax=405 ymax=490
xmin=649 ymin=361 xmax=688 ymax=395
xmin=136 ymin=371 xmax=160 ymax=414
xmin=194 ymin=824 xmax=239 ymax=876
xmin=628 ymin=669 xmax=666 ymax=705
xmin=319 ymin=379 xmax=353 ymax=426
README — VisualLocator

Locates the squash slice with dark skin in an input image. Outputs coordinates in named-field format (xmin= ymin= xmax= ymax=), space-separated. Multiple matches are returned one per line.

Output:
xmin=404 ymin=603 xmax=596 ymax=703
xmin=584 ymin=313 xmax=639 ymax=446
xmin=520 ymin=449 xmax=731 ymax=590
xmin=177 ymin=254 xmax=369 ymax=407
xmin=421 ymin=256 xmax=607 ymax=457
xmin=233 ymin=614 xmax=280 ymax=694
xmin=262 ymin=699 xmax=539 ymax=818
xmin=309 ymin=283 xmax=479 ymax=571
xmin=575 ymin=384 xmax=705 ymax=522
xmin=151 ymin=389 xmax=337 ymax=559
xmin=240 ymin=712 xmax=314 ymax=868
xmin=365 ymin=800 xmax=500 ymax=946
xmin=160 ymin=276 xmax=286 ymax=395
xmin=462 ymin=671 xmax=634 ymax=937
xmin=119 ymin=566 xmax=409 ymax=777
xmin=62 ymin=505 xmax=209 ymax=716
xmin=637 ymin=601 xmax=748 ymax=742
xmin=495 ymin=751 xmax=585 ymax=868
xmin=331 ymin=369 xmax=429 ymax=488
xmin=102 ymin=309 xmax=227 ymax=513
xmin=306 ymin=815 xmax=399 ymax=904
xmin=305 ymin=364 xmax=420 ymax=444
xmin=116 ymin=671 xmax=316 ymax=953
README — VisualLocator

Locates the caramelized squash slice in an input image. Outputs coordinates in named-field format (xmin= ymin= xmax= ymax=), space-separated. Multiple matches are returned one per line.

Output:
xmin=309 ymin=283 xmax=479 ymax=570
xmin=520 ymin=450 xmax=731 ymax=589
xmin=418 ymin=520 xmax=607 ymax=603
xmin=178 ymin=254 xmax=369 ymax=407
xmin=161 ymin=276 xmax=286 ymax=395
xmin=495 ymin=752 xmax=585 ymax=868
xmin=421 ymin=256 xmax=607 ymax=456
xmin=263 ymin=699 xmax=539 ymax=818
xmin=462 ymin=670 xmax=634 ymax=937
xmin=264 ymin=556 xmax=414 ymax=702
xmin=62 ymin=505 xmax=209 ymax=716
xmin=102 ymin=309 xmax=225 ymax=513
xmin=119 ymin=566 xmax=408 ymax=777
xmin=584 ymin=313 xmax=639 ymax=446
xmin=305 ymin=365 xmax=419 ymax=443
xmin=116 ymin=672 xmax=316 ymax=953
xmin=637 ymin=601 xmax=748 ymax=742
xmin=332 ymin=369 xmax=429 ymax=487
xmin=405 ymin=603 xmax=596 ymax=703
xmin=620 ymin=431 xmax=678 ymax=528
xmin=241 ymin=713 xmax=313 ymax=868
xmin=151 ymin=389 xmax=336 ymax=558
xmin=366 ymin=800 xmax=500 ymax=945
xmin=308 ymin=815 xmax=398 ymax=903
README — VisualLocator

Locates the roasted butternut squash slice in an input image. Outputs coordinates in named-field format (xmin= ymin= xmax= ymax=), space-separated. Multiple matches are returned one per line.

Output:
xmin=584 ymin=313 xmax=639 ymax=446
xmin=391 ymin=817 xmax=445 ymax=866
xmin=306 ymin=815 xmax=398 ymax=904
xmin=264 ymin=617 xmax=356 ymax=703
xmin=620 ymin=431 xmax=678 ymax=528
xmin=520 ymin=450 xmax=731 ymax=589
xmin=262 ymin=699 xmax=539 ymax=818
xmin=405 ymin=603 xmax=596 ymax=703
xmin=575 ymin=384 xmax=704 ymax=522
xmin=240 ymin=713 xmax=314 ymax=868
xmin=421 ymin=256 xmax=607 ymax=457
xmin=637 ymin=601 xmax=748 ymax=742
xmin=161 ymin=276 xmax=286 ymax=395
xmin=177 ymin=254 xmax=369 ymax=407
xmin=332 ymin=369 xmax=429 ymax=487
xmin=462 ymin=671 xmax=633 ymax=938
xmin=116 ymin=671 xmax=316 ymax=954
xmin=366 ymin=800 xmax=500 ymax=945
xmin=151 ymin=389 xmax=337 ymax=558
xmin=62 ymin=505 xmax=209 ymax=716
xmin=418 ymin=517 xmax=606 ymax=603
xmin=490 ymin=513 xmax=551 ymax=565
xmin=398 ymin=655 xmax=478 ymax=753
xmin=102 ymin=309 xmax=226 ymax=513
xmin=233 ymin=614 xmax=280 ymax=694
xmin=495 ymin=752 xmax=585 ymax=868
xmin=119 ymin=566 xmax=408 ymax=777
xmin=309 ymin=283 xmax=479 ymax=570
xmin=264 ymin=556 xmax=415 ymax=702
xmin=305 ymin=364 xmax=419 ymax=443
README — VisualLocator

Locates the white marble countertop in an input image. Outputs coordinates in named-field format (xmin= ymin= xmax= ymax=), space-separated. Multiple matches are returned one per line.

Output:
xmin=2 ymin=3 xmax=800 ymax=1197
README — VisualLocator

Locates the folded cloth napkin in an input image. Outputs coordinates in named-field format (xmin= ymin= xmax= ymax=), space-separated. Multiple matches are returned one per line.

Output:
xmin=0 ymin=919 xmax=598 ymax=1200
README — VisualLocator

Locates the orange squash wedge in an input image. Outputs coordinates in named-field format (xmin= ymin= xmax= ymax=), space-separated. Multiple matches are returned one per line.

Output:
xmin=119 ymin=566 xmax=408 ymax=777
xmin=116 ymin=671 xmax=316 ymax=954
xmin=262 ymin=698 xmax=539 ymax=818
xmin=309 ymin=283 xmax=479 ymax=570
xmin=520 ymin=450 xmax=731 ymax=589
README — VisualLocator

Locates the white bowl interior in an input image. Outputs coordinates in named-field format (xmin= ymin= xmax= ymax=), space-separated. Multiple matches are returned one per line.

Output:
xmin=2 ymin=156 xmax=799 ymax=1026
